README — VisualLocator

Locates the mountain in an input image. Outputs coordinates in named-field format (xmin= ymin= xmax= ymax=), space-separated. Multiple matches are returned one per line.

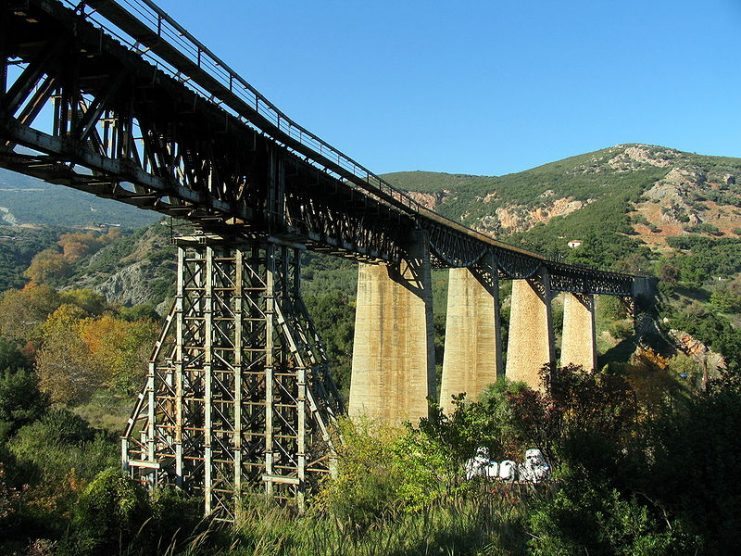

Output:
xmin=386 ymin=144 xmax=741 ymax=265
xmin=0 ymin=143 xmax=738 ymax=403
xmin=2 ymin=143 xmax=735 ymax=303
xmin=0 ymin=168 xmax=160 ymax=228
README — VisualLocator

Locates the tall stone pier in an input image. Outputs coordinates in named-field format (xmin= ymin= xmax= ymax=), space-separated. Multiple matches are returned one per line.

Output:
xmin=349 ymin=232 xmax=435 ymax=424
xmin=439 ymin=261 xmax=502 ymax=413
xmin=505 ymin=270 xmax=554 ymax=390
xmin=561 ymin=293 xmax=597 ymax=371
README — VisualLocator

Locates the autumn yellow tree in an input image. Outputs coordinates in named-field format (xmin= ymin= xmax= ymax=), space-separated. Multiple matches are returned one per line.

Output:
xmin=78 ymin=315 xmax=157 ymax=394
xmin=24 ymin=248 xmax=71 ymax=285
xmin=57 ymin=232 xmax=103 ymax=262
xmin=24 ymin=230 xmax=122 ymax=287
xmin=59 ymin=289 xmax=108 ymax=316
xmin=0 ymin=284 xmax=61 ymax=341
xmin=35 ymin=304 xmax=96 ymax=404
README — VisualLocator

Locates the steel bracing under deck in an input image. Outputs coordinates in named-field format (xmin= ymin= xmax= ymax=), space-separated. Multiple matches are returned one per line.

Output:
xmin=122 ymin=237 xmax=342 ymax=518
xmin=0 ymin=0 xmax=643 ymax=296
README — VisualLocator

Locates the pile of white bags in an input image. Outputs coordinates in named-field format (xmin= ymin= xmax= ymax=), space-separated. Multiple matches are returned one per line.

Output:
xmin=464 ymin=447 xmax=551 ymax=483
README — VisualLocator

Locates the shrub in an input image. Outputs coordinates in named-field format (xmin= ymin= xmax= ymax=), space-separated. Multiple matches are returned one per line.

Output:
xmin=422 ymin=379 xmax=529 ymax=463
xmin=0 ymin=338 xmax=31 ymax=373
xmin=0 ymin=461 xmax=25 ymax=537
xmin=609 ymin=320 xmax=634 ymax=341
xmin=62 ymin=469 xmax=149 ymax=556
xmin=643 ymin=372 xmax=741 ymax=553
xmin=0 ymin=369 xmax=49 ymax=439
xmin=8 ymin=410 xmax=116 ymax=517
xmin=149 ymin=487 xmax=204 ymax=548
xmin=315 ymin=419 xmax=403 ymax=531
xmin=528 ymin=478 xmax=697 ymax=555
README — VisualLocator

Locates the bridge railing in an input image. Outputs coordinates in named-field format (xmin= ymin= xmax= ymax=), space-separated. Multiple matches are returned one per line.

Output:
xmin=71 ymin=0 xmax=422 ymax=215
xmin=59 ymin=0 xmax=643 ymax=287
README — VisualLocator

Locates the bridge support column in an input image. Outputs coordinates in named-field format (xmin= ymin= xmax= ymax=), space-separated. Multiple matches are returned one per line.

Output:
xmin=439 ymin=259 xmax=502 ymax=413
xmin=505 ymin=271 xmax=554 ymax=390
xmin=121 ymin=237 xmax=341 ymax=520
xmin=561 ymin=293 xmax=597 ymax=371
xmin=349 ymin=231 xmax=435 ymax=424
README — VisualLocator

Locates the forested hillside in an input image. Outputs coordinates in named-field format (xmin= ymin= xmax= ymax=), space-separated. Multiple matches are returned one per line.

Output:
xmin=1 ymin=144 xmax=737 ymax=393
xmin=0 ymin=169 xmax=160 ymax=229
xmin=0 ymin=144 xmax=739 ymax=554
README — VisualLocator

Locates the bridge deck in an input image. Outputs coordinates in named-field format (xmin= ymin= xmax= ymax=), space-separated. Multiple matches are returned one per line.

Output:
xmin=0 ymin=0 xmax=647 ymax=296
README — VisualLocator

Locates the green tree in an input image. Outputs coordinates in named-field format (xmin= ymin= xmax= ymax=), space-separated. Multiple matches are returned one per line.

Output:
xmin=709 ymin=280 xmax=741 ymax=313
xmin=0 ymin=338 xmax=30 ymax=373
xmin=64 ymin=469 xmax=149 ymax=556
xmin=9 ymin=409 xmax=115 ymax=521
xmin=0 ymin=369 xmax=49 ymax=439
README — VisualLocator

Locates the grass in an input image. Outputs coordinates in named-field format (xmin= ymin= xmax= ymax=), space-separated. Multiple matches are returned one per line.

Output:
xmin=226 ymin=491 xmax=529 ymax=556
xmin=74 ymin=389 xmax=133 ymax=435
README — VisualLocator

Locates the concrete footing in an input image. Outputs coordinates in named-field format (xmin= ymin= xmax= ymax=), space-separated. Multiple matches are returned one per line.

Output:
xmin=439 ymin=264 xmax=502 ymax=413
xmin=505 ymin=271 xmax=554 ymax=390
xmin=348 ymin=234 xmax=435 ymax=424
xmin=560 ymin=293 xmax=597 ymax=371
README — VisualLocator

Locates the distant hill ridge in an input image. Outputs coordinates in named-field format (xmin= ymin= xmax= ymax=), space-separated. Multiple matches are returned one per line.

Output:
xmin=384 ymin=144 xmax=741 ymax=248
xmin=0 ymin=144 xmax=739 ymax=306
xmin=0 ymin=169 xmax=159 ymax=229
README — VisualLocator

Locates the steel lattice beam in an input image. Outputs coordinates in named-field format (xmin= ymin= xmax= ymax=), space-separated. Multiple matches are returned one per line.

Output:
xmin=0 ymin=0 xmax=652 ymax=296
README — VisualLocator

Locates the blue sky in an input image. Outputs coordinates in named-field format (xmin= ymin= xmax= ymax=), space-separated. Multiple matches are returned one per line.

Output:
xmin=154 ymin=0 xmax=741 ymax=176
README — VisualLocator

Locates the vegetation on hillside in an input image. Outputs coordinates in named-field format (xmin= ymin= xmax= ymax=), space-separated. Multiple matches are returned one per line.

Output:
xmin=0 ymin=226 xmax=60 ymax=291
xmin=2 ymin=355 xmax=738 ymax=554
xmin=0 ymin=169 xmax=159 ymax=228
xmin=0 ymin=145 xmax=739 ymax=554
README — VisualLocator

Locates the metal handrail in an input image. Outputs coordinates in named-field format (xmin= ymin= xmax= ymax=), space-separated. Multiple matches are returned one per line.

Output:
xmin=61 ymin=0 xmax=640 ymax=282
xmin=72 ymin=0 xmax=422 ymax=214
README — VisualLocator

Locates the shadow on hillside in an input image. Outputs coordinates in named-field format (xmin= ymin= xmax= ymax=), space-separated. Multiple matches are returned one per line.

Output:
xmin=673 ymin=285 xmax=711 ymax=303
xmin=599 ymin=335 xmax=639 ymax=366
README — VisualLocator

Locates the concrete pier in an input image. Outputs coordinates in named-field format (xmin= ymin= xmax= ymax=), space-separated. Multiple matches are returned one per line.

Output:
xmin=439 ymin=264 xmax=502 ymax=413
xmin=348 ymin=233 xmax=435 ymax=424
xmin=505 ymin=271 xmax=554 ymax=390
xmin=560 ymin=293 xmax=597 ymax=371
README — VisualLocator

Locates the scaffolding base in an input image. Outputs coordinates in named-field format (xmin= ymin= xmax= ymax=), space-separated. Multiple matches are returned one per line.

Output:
xmin=121 ymin=236 xmax=342 ymax=520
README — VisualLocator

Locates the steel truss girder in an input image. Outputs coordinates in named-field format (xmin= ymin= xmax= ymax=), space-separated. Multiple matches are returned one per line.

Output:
xmin=0 ymin=0 xmax=647 ymax=297
xmin=424 ymin=218 xmax=634 ymax=295
xmin=0 ymin=0 xmax=414 ymax=263
xmin=122 ymin=237 xmax=341 ymax=520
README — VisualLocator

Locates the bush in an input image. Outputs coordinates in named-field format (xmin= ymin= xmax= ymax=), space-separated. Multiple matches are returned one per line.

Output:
xmin=423 ymin=379 xmax=529 ymax=463
xmin=687 ymin=222 xmax=722 ymax=236
xmin=609 ymin=320 xmax=634 ymax=341
xmin=528 ymin=478 xmax=697 ymax=555
xmin=315 ymin=419 xmax=404 ymax=531
xmin=149 ymin=487 xmax=204 ymax=548
xmin=710 ymin=284 xmax=741 ymax=313
xmin=62 ymin=469 xmax=149 ymax=556
xmin=8 ymin=410 xmax=116 ymax=517
xmin=0 ymin=338 xmax=31 ymax=373
xmin=0 ymin=369 xmax=49 ymax=439
xmin=643 ymin=373 xmax=741 ymax=552
xmin=522 ymin=366 xmax=741 ymax=555
xmin=0 ymin=461 xmax=25 ymax=537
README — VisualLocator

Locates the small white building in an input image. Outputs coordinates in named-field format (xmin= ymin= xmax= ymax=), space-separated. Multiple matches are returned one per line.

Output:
xmin=567 ymin=239 xmax=582 ymax=249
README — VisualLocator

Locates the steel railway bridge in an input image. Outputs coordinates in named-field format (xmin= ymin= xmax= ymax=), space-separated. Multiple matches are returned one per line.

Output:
xmin=0 ymin=0 xmax=655 ymax=520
